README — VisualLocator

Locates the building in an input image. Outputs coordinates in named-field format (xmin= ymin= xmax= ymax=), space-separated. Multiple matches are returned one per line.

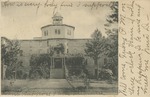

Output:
xmin=4 ymin=12 xmax=108 ymax=79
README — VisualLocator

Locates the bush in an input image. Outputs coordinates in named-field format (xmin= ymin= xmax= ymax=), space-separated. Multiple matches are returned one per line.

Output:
xmin=29 ymin=54 xmax=51 ymax=79
xmin=98 ymin=69 xmax=113 ymax=81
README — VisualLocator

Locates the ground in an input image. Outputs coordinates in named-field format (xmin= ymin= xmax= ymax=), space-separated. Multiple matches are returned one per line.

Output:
xmin=1 ymin=79 xmax=118 ymax=95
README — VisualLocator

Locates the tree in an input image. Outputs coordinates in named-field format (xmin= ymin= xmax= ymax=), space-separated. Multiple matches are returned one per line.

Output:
xmin=104 ymin=1 xmax=118 ymax=79
xmin=65 ymin=56 xmax=84 ymax=77
xmin=54 ymin=43 xmax=65 ymax=54
xmin=1 ymin=37 xmax=21 ymax=79
xmin=29 ymin=54 xmax=52 ymax=79
xmin=106 ymin=2 xmax=118 ymax=24
xmin=85 ymin=29 xmax=105 ymax=79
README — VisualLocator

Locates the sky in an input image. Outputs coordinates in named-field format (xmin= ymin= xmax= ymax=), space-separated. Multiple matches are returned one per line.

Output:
xmin=0 ymin=0 xmax=117 ymax=39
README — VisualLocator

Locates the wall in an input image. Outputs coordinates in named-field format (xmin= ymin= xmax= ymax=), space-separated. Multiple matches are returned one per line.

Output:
xmin=18 ymin=40 xmax=48 ymax=74
xmin=67 ymin=39 xmax=88 ymax=54
xmin=64 ymin=26 xmax=74 ymax=39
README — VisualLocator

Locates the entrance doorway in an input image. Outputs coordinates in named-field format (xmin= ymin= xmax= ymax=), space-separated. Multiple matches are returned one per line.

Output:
xmin=50 ymin=57 xmax=65 ymax=79
xmin=54 ymin=58 xmax=62 ymax=69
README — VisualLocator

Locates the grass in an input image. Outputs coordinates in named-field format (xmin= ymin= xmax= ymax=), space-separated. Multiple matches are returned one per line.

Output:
xmin=1 ymin=79 xmax=118 ymax=95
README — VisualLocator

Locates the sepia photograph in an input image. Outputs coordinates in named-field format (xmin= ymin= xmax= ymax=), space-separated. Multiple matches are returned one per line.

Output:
xmin=1 ymin=0 xmax=118 ymax=95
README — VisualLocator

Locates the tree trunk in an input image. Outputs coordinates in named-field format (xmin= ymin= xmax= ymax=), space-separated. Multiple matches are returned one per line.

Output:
xmin=1 ymin=60 xmax=4 ymax=80
xmin=94 ymin=59 xmax=99 ymax=79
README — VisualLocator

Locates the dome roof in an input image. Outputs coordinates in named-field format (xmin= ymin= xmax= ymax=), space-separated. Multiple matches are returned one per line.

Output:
xmin=53 ymin=12 xmax=62 ymax=17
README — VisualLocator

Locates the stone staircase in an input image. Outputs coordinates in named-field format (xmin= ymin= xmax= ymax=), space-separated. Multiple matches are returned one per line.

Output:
xmin=50 ymin=68 xmax=65 ymax=79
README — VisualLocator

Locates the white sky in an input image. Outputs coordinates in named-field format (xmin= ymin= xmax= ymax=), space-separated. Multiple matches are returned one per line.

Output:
xmin=0 ymin=0 xmax=117 ymax=39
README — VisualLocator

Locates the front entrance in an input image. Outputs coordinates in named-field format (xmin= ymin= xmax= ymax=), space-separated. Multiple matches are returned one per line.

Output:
xmin=54 ymin=58 xmax=62 ymax=69
xmin=50 ymin=57 xmax=65 ymax=79
xmin=49 ymin=56 xmax=85 ymax=79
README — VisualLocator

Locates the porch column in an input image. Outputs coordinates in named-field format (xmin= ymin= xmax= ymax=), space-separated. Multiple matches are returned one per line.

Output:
xmin=51 ymin=57 xmax=53 ymax=69
xmin=52 ymin=57 xmax=54 ymax=68
xmin=64 ymin=57 xmax=65 ymax=66
xmin=62 ymin=58 xmax=63 ymax=68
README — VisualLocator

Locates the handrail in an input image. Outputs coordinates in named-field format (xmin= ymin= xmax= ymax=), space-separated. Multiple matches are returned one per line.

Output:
xmin=64 ymin=64 xmax=76 ymax=89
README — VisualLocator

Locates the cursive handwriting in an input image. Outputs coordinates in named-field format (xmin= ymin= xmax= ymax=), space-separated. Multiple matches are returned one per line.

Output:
xmin=135 ymin=3 xmax=144 ymax=17
xmin=119 ymin=0 xmax=149 ymax=96
xmin=120 ymin=64 xmax=126 ymax=80
xmin=126 ymin=51 xmax=135 ymax=74
xmin=128 ymin=77 xmax=135 ymax=95
xmin=119 ymin=82 xmax=127 ymax=96
xmin=1 ymin=0 xmax=113 ymax=15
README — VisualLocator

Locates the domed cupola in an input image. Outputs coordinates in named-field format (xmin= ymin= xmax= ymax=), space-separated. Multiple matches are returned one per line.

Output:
xmin=52 ymin=12 xmax=63 ymax=25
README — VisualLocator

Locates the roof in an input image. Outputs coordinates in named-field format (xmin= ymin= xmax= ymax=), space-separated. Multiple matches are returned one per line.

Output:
xmin=41 ymin=24 xmax=75 ymax=29
xmin=53 ymin=12 xmax=62 ymax=17
xmin=19 ymin=38 xmax=91 ymax=41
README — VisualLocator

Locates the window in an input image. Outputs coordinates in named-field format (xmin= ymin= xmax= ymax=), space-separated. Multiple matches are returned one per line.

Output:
xmin=58 ymin=29 xmax=60 ymax=34
xmin=55 ymin=29 xmax=61 ymax=34
xmin=67 ymin=49 xmax=69 ymax=53
xmin=46 ymin=31 xmax=48 ymax=35
xmin=55 ymin=29 xmax=57 ymax=34
xmin=44 ymin=31 xmax=46 ymax=36
xmin=67 ymin=30 xmax=71 ymax=35
xmin=44 ymin=31 xmax=48 ymax=36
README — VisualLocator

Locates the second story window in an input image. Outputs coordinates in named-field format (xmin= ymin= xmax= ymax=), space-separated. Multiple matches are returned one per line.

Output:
xmin=67 ymin=30 xmax=71 ymax=35
xmin=44 ymin=31 xmax=48 ymax=36
xmin=55 ymin=29 xmax=61 ymax=34
xmin=58 ymin=29 xmax=60 ymax=34
xmin=55 ymin=29 xmax=57 ymax=34
xmin=44 ymin=31 xmax=46 ymax=36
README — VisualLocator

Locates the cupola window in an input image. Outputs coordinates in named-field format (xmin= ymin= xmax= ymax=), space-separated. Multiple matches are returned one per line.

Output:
xmin=55 ymin=29 xmax=61 ymax=34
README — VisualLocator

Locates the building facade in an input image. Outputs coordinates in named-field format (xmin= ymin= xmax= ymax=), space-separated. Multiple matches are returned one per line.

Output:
xmin=16 ymin=12 xmax=108 ymax=79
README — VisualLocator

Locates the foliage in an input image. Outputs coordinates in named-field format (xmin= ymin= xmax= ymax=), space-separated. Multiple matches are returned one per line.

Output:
xmin=1 ymin=37 xmax=23 ymax=79
xmin=85 ymin=29 xmax=105 ymax=59
xmin=29 ymin=54 xmax=51 ymax=79
xmin=65 ymin=56 xmax=84 ymax=76
xmin=1 ymin=39 xmax=20 ymax=66
xmin=98 ymin=69 xmax=113 ymax=82
xmin=106 ymin=2 xmax=118 ymax=25
xmin=54 ymin=43 xmax=65 ymax=54
xmin=104 ymin=1 xmax=118 ymax=79
xmin=84 ymin=29 xmax=105 ymax=79
xmin=29 ymin=54 xmax=86 ymax=79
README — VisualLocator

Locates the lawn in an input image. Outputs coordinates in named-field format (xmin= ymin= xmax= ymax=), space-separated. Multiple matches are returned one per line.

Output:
xmin=1 ymin=79 xmax=118 ymax=95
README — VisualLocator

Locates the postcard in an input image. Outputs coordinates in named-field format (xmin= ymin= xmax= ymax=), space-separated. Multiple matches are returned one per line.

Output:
xmin=0 ymin=0 xmax=150 ymax=96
